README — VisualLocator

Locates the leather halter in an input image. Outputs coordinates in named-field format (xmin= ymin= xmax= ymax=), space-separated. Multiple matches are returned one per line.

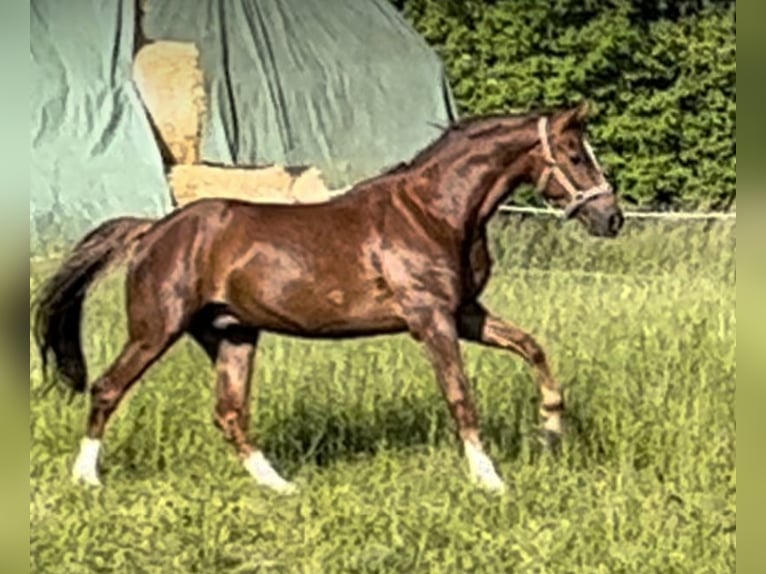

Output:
xmin=536 ymin=116 xmax=613 ymax=218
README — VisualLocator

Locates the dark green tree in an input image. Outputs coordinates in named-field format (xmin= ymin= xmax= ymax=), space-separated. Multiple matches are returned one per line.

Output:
xmin=391 ymin=0 xmax=735 ymax=211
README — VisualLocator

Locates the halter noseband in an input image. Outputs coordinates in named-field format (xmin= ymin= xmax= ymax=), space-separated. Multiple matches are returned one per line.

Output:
xmin=536 ymin=116 xmax=613 ymax=218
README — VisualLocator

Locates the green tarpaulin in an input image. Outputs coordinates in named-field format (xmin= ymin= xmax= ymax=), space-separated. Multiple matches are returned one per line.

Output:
xmin=31 ymin=0 xmax=171 ymax=252
xmin=30 ymin=0 xmax=458 ymax=252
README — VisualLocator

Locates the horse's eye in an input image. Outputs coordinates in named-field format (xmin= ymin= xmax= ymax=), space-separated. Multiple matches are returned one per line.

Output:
xmin=570 ymin=154 xmax=582 ymax=165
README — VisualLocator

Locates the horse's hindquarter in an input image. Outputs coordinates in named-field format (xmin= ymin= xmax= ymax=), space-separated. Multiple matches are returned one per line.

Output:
xmin=212 ymin=201 xmax=405 ymax=336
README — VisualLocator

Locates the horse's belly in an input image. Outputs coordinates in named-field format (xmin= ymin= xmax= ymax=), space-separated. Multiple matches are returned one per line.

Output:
xmin=243 ymin=299 xmax=407 ymax=337
xmin=270 ymin=315 xmax=409 ymax=338
xmin=227 ymin=273 xmax=405 ymax=337
xmin=217 ymin=234 xmax=406 ymax=336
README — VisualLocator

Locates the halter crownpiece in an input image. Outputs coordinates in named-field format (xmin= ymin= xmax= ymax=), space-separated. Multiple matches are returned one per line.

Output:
xmin=535 ymin=116 xmax=613 ymax=218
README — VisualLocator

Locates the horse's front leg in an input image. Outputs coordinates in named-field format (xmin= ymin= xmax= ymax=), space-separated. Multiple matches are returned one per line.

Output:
xmin=458 ymin=303 xmax=564 ymax=447
xmin=408 ymin=307 xmax=506 ymax=493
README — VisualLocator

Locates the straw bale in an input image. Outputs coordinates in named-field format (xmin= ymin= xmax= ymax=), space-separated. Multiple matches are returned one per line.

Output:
xmin=133 ymin=41 xmax=206 ymax=165
xmin=169 ymin=164 xmax=336 ymax=206
xmin=288 ymin=167 xmax=333 ymax=204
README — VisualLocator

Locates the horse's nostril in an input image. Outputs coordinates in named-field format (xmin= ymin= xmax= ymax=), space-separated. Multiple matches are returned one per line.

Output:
xmin=608 ymin=213 xmax=624 ymax=234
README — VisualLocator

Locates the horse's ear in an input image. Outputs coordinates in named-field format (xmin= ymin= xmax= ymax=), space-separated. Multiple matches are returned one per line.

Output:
xmin=574 ymin=100 xmax=589 ymax=123
xmin=553 ymin=100 xmax=589 ymax=133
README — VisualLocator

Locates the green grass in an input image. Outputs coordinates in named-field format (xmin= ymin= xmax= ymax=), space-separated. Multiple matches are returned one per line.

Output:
xmin=30 ymin=217 xmax=735 ymax=573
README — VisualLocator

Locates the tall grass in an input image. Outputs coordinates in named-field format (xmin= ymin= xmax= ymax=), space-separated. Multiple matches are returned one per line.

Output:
xmin=30 ymin=216 xmax=735 ymax=573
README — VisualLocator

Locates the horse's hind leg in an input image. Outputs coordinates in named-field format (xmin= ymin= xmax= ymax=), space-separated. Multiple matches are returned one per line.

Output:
xmin=72 ymin=326 xmax=182 ymax=486
xmin=192 ymin=325 xmax=297 ymax=494
xmin=72 ymin=281 xmax=188 ymax=486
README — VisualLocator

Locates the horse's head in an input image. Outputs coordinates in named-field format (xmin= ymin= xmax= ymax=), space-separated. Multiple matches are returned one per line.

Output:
xmin=533 ymin=102 xmax=624 ymax=238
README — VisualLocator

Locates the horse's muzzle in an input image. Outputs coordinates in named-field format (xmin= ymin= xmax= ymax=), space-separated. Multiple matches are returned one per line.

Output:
xmin=588 ymin=209 xmax=624 ymax=238
xmin=578 ymin=202 xmax=624 ymax=238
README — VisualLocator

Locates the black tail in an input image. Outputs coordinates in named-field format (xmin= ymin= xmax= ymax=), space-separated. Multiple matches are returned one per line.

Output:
xmin=32 ymin=217 xmax=154 ymax=393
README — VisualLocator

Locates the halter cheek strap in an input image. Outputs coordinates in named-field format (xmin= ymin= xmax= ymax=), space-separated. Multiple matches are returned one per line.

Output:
xmin=536 ymin=117 xmax=613 ymax=218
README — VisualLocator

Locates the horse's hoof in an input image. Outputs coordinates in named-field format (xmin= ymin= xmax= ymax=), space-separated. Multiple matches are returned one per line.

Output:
xmin=72 ymin=471 xmax=103 ymax=488
xmin=244 ymin=451 xmax=299 ymax=495
xmin=272 ymin=481 xmax=299 ymax=496
xmin=539 ymin=429 xmax=563 ymax=455
xmin=71 ymin=437 xmax=102 ymax=488
xmin=464 ymin=440 xmax=507 ymax=495
xmin=475 ymin=475 xmax=507 ymax=495
xmin=261 ymin=477 xmax=299 ymax=495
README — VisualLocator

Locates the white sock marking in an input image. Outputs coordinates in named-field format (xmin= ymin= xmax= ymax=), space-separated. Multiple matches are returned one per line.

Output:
xmin=243 ymin=451 xmax=298 ymax=494
xmin=72 ymin=437 xmax=102 ymax=487
xmin=464 ymin=440 xmax=506 ymax=494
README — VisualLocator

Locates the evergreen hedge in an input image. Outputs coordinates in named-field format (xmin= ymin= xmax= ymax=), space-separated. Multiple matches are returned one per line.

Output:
xmin=392 ymin=0 xmax=736 ymax=211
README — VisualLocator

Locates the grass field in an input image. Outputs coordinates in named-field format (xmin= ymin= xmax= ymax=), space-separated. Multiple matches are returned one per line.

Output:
xmin=30 ymin=217 xmax=735 ymax=573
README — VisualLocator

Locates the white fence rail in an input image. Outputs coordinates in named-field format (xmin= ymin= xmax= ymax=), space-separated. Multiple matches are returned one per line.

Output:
xmin=497 ymin=205 xmax=736 ymax=220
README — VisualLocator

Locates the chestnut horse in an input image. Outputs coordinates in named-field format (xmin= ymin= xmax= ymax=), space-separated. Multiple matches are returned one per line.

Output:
xmin=33 ymin=102 xmax=623 ymax=494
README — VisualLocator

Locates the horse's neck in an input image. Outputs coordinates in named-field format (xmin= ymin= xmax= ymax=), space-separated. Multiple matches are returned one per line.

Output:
xmin=474 ymin=156 xmax=533 ymax=225
xmin=422 ymin=138 xmax=535 ymax=232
